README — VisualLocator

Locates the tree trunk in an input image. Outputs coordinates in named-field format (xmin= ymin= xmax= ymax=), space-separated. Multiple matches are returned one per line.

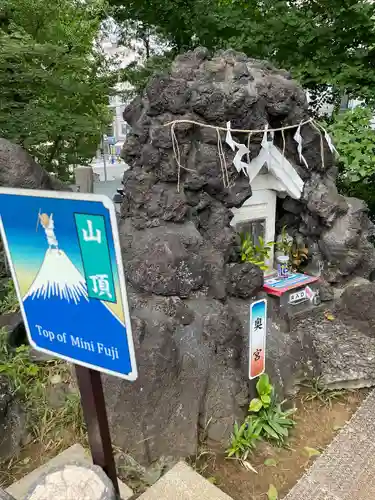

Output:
xmin=47 ymin=135 xmax=62 ymax=166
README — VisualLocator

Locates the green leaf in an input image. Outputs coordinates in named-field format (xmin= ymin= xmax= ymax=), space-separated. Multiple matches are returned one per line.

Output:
xmin=304 ymin=447 xmax=321 ymax=458
xmin=207 ymin=476 xmax=217 ymax=484
xmin=264 ymin=458 xmax=278 ymax=467
xmin=261 ymin=394 xmax=271 ymax=406
xmin=262 ymin=424 xmax=280 ymax=440
xmin=256 ymin=373 xmax=271 ymax=396
xmin=267 ymin=484 xmax=278 ymax=500
xmin=269 ymin=421 xmax=288 ymax=437
xmin=249 ymin=398 xmax=263 ymax=412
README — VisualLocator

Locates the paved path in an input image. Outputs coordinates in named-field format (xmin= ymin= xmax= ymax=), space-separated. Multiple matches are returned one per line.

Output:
xmin=285 ymin=389 xmax=375 ymax=500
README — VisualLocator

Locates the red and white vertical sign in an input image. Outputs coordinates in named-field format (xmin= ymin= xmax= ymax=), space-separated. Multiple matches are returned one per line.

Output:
xmin=249 ymin=299 xmax=267 ymax=379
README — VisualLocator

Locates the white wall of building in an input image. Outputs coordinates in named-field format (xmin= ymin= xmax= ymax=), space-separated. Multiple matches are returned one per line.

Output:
xmin=101 ymin=37 xmax=135 ymax=144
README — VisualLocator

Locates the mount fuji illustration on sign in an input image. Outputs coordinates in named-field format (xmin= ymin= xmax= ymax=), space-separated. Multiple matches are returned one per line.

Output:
xmin=0 ymin=188 xmax=137 ymax=380
xmin=24 ymin=248 xmax=87 ymax=304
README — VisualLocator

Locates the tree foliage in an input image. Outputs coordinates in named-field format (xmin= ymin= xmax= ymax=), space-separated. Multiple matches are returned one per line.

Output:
xmin=225 ymin=0 xmax=375 ymax=105
xmin=328 ymin=107 xmax=375 ymax=183
xmin=120 ymin=52 xmax=174 ymax=98
xmin=109 ymin=0 xmax=375 ymax=107
xmin=0 ymin=0 xmax=113 ymax=181
xmin=110 ymin=0 xmax=223 ymax=52
xmin=328 ymin=107 xmax=375 ymax=220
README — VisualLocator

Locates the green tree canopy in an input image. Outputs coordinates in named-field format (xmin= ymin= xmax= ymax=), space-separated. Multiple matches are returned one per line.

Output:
xmin=328 ymin=106 xmax=375 ymax=183
xmin=328 ymin=106 xmax=375 ymax=220
xmin=110 ymin=0 xmax=375 ymax=106
xmin=0 ymin=0 xmax=113 ymax=181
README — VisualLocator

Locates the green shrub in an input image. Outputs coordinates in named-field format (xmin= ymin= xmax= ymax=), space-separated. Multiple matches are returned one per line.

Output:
xmin=325 ymin=106 xmax=375 ymax=223
xmin=275 ymin=225 xmax=293 ymax=257
xmin=227 ymin=374 xmax=296 ymax=460
xmin=327 ymin=106 xmax=375 ymax=183
xmin=248 ymin=374 xmax=296 ymax=446
xmin=226 ymin=419 xmax=262 ymax=460
xmin=240 ymin=233 xmax=274 ymax=271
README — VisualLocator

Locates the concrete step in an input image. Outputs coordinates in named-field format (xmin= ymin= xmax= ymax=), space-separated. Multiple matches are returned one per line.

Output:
xmin=6 ymin=444 xmax=133 ymax=500
xmin=137 ymin=461 xmax=234 ymax=500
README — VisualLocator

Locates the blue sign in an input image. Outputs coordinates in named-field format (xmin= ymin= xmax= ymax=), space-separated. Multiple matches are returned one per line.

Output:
xmin=0 ymin=188 xmax=137 ymax=381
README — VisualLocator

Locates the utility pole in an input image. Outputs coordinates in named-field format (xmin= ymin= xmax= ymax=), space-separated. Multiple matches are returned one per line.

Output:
xmin=101 ymin=132 xmax=108 ymax=182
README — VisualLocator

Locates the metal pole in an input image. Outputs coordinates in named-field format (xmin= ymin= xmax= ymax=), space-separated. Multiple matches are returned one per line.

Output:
xmin=102 ymin=134 xmax=108 ymax=182
xmin=75 ymin=365 xmax=119 ymax=495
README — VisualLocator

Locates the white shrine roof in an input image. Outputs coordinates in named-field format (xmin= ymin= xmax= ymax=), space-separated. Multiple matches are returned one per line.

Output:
xmin=247 ymin=142 xmax=304 ymax=200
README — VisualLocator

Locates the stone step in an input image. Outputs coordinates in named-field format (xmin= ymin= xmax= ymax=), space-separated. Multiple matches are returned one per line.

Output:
xmin=137 ymin=461 xmax=233 ymax=500
xmin=6 ymin=444 xmax=133 ymax=500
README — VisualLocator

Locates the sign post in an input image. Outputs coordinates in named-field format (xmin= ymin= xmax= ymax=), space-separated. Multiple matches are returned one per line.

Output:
xmin=75 ymin=366 xmax=119 ymax=493
xmin=249 ymin=298 xmax=267 ymax=379
xmin=0 ymin=188 xmax=137 ymax=492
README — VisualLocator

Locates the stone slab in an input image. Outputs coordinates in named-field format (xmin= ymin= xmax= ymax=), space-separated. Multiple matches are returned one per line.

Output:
xmin=137 ymin=461 xmax=233 ymax=500
xmin=284 ymin=389 xmax=375 ymax=500
xmin=291 ymin=307 xmax=375 ymax=390
xmin=6 ymin=444 xmax=133 ymax=500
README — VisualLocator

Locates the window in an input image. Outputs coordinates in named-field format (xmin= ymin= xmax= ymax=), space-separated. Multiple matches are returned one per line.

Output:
xmin=106 ymin=124 xmax=114 ymax=137
xmin=121 ymin=122 xmax=129 ymax=137
xmin=231 ymin=189 xmax=277 ymax=271
xmin=236 ymin=219 xmax=266 ymax=247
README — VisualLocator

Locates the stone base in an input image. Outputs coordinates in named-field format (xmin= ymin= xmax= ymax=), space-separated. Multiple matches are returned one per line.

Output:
xmin=25 ymin=462 xmax=117 ymax=500
xmin=6 ymin=445 xmax=133 ymax=500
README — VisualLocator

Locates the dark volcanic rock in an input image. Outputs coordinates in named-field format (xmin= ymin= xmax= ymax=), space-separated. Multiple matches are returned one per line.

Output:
xmin=122 ymin=171 xmax=189 ymax=223
xmin=319 ymin=197 xmax=375 ymax=281
xmin=121 ymin=221 xmax=205 ymax=297
xmin=319 ymin=279 xmax=335 ymax=302
xmin=304 ymin=174 xmax=348 ymax=226
xmin=337 ymin=282 xmax=375 ymax=334
xmin=0 ymin=312 xmax=26 ymax=347
xmin=104 ymin=292 xmax=247 ymax=462
xmin=226 ymin=263 xmax=263 ymax=298
xmin=0 ymin=138 xmax=67 ymax=191
xmin=114 ymin=47 xmax=375 ymax=463
xmin=0 ymin=376 xmax=26 ymax=462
